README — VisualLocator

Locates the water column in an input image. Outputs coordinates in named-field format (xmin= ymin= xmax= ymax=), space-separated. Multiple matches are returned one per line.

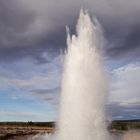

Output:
xmin=57 ymin=10 xmax=110 ymax=140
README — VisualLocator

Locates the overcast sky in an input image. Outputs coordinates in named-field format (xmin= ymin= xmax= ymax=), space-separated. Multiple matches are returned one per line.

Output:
xmin=0 ymin=0 xmax=140 ymax=121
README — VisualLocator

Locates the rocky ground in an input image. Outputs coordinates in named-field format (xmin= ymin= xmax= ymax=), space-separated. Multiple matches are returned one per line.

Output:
xmin=0 ymin=126 xmax=53 ymax=140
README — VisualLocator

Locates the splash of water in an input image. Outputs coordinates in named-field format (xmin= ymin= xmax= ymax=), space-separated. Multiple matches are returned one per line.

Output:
xmin=56 ymin=9 xmax=110 ymax=140
xmin=29 ymin=9 xmax=110 ymax=140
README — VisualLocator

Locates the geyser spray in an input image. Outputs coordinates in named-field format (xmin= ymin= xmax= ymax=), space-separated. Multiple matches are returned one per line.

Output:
xmin=57 ymin=9 xmax=110 ymax=140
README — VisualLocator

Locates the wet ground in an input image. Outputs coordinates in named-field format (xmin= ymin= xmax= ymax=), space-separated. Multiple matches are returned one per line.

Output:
xmin=0 ymin=127 xmax=53 ymax=140
xmin=0 ymin=132 xmax=129 ymax=140
xmin=0 ymin=128 xmax=140 ymax=140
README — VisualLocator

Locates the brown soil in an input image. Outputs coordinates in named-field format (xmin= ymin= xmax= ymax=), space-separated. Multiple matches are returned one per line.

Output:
xmin=0 ymin=126 xmax=54 ymax=140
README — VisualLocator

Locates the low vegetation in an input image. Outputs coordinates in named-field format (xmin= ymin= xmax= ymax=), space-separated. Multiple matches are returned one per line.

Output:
xmin=0 ymin=119 xmax=140 ymax=131
xmin=109 ymin=119 xmax=140 ymax=131
xmin=0 ymin=121 xmax=55 ymax=128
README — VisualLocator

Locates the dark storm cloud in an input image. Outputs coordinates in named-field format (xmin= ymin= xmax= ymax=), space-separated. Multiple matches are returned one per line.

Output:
xmin=107 ymin=103 xmax=140 ymax=120
xmin=0 ymin=0 xmax=36 ymax=47
xmin=0 ymin=0 xmax=76 ymax=63
xmin=0 ymin=0 xmax=42 ymax=63
xmin=0 ymin=45 xmax=49 ymax=64
xmin=105 ymin=23 xmax=140 ymax=59
xmin=0 ymin=0 xmax=140 ymax=63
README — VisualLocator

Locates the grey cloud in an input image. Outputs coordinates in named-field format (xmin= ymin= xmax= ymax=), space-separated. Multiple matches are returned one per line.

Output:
xmin=0 ymin=0 xmax=36 ymax=47
xmin=105 ymin=24 xmax=140 ymax=59
xmin=0 ymin=45 xmax=50 ymax=64
xmin=31 ymin=87 xmax=60 ymax=95
xmin=30 ymin=87 xmax=60 ymax=104
xmin=107 ymin=102 xmax=140 ymax=120
xmin=0 ymin=0 xmax=140 ymax=63
xmin=109 ymin=63 xmax=140 ymax=104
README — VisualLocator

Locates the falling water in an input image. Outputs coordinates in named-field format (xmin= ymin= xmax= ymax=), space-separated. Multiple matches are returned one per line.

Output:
xmin=56 ymin=9 xmax=110 ymax=140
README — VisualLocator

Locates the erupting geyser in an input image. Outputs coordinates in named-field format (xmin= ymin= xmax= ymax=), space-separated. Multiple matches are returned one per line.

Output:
xmin=30 ymin=9 xmax=111 ymax=140
xmin=56 ymin=9 xmax=110 ymax=140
